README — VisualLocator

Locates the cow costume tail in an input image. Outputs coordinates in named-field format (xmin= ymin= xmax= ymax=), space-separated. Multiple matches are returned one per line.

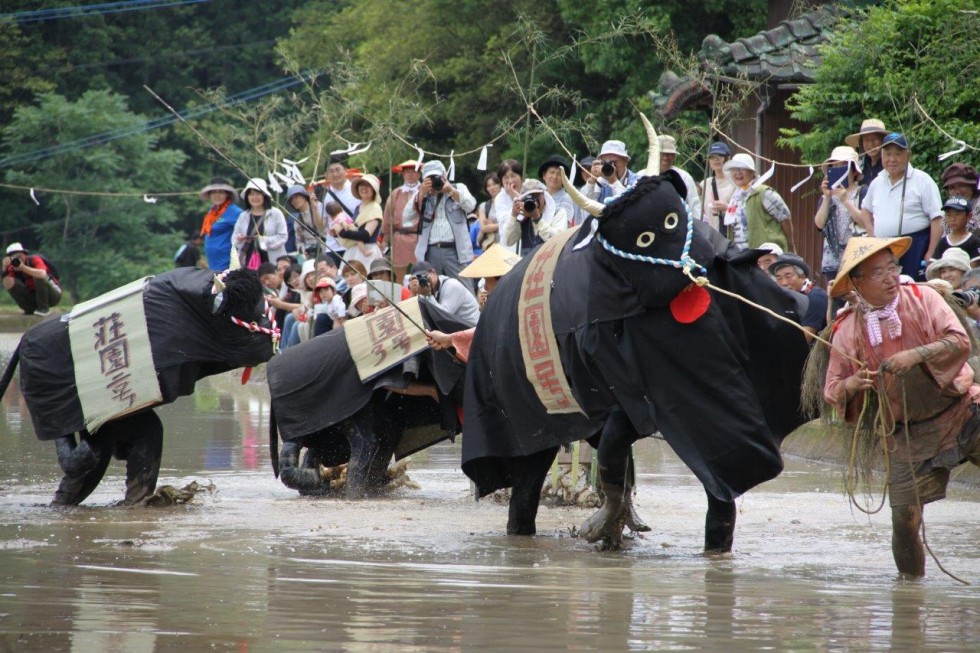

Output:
xmin=0 ymin=341 xmax=21 ymax=400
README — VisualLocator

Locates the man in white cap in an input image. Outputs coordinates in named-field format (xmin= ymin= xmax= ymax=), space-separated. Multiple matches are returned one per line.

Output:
xmin=859 ymin=132 xmax=944 ymax=279
xmin=723 ymin=153 xmax=795 ymax=253
xmin=658 ymin=134 xmax=701 ymax=220
xmin=2 ymin=243 xmax=62 ymax=317
xmin=584 ymin=139 xmax=638 ymax=203
xmin=823 ymin=236 xmax=980 ymax=578
xmin=406 ymin=160 xmax=476 ymax=282
xmin=382 ymin=159 xmax=424 ymax=281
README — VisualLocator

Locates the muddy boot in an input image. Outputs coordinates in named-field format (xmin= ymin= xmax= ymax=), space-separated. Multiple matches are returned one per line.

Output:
xmin=366 ymin=415 xmax=398 ymax=492
xmin=623 ymin=487 xmax=651 ymax=533
xmin=117 ymin=411 xmax=164 ymax=506
xmin=704 ymin=492 xmax=737 ymax=553
xmin=507 ymin=447 xmax=558 ymax=536
xmin=51 ymin=435 xmax=112 ymax=506
xmin=345 ymin=414 xmax=377 ymax=500
xmin=579 ymin=481 xmax=627 ymax=548
xmin=279 ymin=441 xmax=327 ymax=495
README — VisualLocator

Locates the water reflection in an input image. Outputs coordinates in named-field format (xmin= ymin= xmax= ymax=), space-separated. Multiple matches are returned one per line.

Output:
xmin=1 ymin=335 xmax=979 ymax=650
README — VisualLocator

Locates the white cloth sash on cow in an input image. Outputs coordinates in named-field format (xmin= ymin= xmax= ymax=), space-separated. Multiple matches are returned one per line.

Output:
xmin=68 ymin=276 xmax=162 ymax=433
xmin=517 ymin=226 xmax=584 ymax=415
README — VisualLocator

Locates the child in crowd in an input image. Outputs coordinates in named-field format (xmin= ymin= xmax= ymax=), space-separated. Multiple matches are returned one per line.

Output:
xmin=933 ymin=197 xmax=980 ymax=264
xmin=341 ymin=260 xmax=367 ymax=307
xmin=312 ymin=277 xmax=347 ymax=335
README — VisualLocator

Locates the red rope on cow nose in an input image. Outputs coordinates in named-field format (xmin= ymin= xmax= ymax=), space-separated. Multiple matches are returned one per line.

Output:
xmin=228 ymin=300 xmax=281 ymax=386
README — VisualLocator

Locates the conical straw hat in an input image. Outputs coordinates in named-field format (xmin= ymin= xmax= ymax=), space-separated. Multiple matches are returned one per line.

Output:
xmin=459 ymin=244 xmax=522 ymax=279
xmin=829 ymin=236 xmax=911 ymax=297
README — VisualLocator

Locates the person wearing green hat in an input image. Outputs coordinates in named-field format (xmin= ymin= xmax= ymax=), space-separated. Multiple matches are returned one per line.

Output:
xmin=2 ymin=243 xmax=61 ymax=316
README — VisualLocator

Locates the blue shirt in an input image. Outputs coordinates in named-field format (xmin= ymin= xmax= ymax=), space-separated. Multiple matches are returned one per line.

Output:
xmin=204 ymin=203 xmax=243 ymax=271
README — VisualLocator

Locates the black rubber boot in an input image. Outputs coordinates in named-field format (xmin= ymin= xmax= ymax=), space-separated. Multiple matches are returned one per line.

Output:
xmin=120 ymin=412 xmax=164 ymax=505
xmin=704 ymin=491 xmax=737 ymax=553
xmin=579 ymin=479 xmax=627 ymax=547
xmin=51 ymin=434 xmax=112 ymax=506
xmin=279 ymin=441 xmax=327 ymax=495
xmin=506 ymin=446 xmax=559 ymax=535
xmin=345 ymin=411 xmax=378 ymax=500
xmin=623 ymin=453 xmax=651 ymax=533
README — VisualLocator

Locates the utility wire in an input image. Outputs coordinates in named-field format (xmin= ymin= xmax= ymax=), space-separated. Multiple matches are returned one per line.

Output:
xmin=0 ymin=74 xmax=317 ymax=169
xmin=1 ymin=0 xmax=211 ymax=24
xmin=33 ymin=39 xmax=277 ymax=75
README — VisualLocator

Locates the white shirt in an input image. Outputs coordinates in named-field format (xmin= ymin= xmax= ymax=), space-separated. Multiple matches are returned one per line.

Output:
xmin=672 ymin=166 xmax=702 ymax=223
xmin=863 ymin=163 xmax=943 ymax=237
xmin=321 ymin=180 xmax=361 ymax=218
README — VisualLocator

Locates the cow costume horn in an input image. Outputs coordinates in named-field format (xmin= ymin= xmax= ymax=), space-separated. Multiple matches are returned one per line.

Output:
xmin=640 ymin=112 xmax=660 ymax=177
xmin=560 ymin=168 xmax=604 ymax=217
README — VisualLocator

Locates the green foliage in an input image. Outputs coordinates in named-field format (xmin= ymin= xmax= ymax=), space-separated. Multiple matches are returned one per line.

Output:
xmin=783 ymin=0 xmax=980 ymax=181
xmin=2 ymin=91 xmax=185 ymax=300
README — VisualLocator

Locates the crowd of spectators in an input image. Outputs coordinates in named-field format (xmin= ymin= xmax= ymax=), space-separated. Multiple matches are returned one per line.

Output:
xmin=174 ymin=117 xmax=980 ymax=351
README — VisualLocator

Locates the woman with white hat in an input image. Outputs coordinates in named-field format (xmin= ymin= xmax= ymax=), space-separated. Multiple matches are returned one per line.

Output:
xmin=722 ymin=153 xmax=795 ymax=253
xmin=334 ymin=173 xmax=383 ymax=271
xmin=925 ymin=247 xmax=971 ymax=289
xmin=285 ymin=185 xmax=325 ymax=258
xmin=813 ymin=145 xmax=870 ymax=284
xmin=233 ymin=177 xmax=288 ymax=269
xmin=198 ymin=177 xmax=243 ymax=271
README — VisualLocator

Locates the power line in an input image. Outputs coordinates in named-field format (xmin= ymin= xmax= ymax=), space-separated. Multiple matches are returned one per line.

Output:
xmin=0 ymin=73 xmax=319 ymax=169
xmin=1 ymin=0 xmax=211 ymax=24
xmin=33 ymin=40 xmax=278 ymax=75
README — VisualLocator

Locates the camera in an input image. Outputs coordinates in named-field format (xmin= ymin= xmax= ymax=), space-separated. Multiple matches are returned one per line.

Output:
xmin=10 ymin=257 xmax=21 ymax=268
xmin=414 ymin=271 xmax=429 ymax=288
xmin=601 ymin=160 xmax=615 ymax=177
xmin=953 ymin=287 xmax=980 ymax=308
xmin=430 ymin=176 xmax=445 ymax=191
xmin=522 ymin=198 xmax=539 ymax=214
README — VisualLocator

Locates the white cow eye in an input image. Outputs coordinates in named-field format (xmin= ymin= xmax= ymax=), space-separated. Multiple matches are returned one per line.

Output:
xmin=664 ymin=212 xmax=679 ymax=230
xmin=636 ymin=231 xmax=656 ymax=248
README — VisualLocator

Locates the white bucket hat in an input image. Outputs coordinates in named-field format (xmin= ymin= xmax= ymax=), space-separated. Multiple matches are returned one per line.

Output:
xmin=242 ymin=177 xmax=271 ymax=198
xmin=5 ymin=242 xmax=26 ymax=255
xmin=822 ymin=145 xmax=863 ymax=181
xmin=926 ymin=247 xmax=971 ymax=280
xmin=598 ymin=140 xmax=630 ymax=160
xmin=723 ymin=153 xmax=757 ymax=174
xmin=657 ymin=135 xmax=678 ymax=154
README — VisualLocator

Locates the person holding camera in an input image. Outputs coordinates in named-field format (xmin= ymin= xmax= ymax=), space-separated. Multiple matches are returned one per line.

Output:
xmin=502 ymin=179 xmax=568 ymax=255
xmin=407 ymin=160 xmax=476 ymax=283
xmin=2 ymin=243 xmax=62 ymax=317
xmin=408 ymin=260 xmax=480 ymax=327
xmin=582 ymin=140 xmax=638 ymax=204
xmin=814 ymin=146 xmax=869 ymax=285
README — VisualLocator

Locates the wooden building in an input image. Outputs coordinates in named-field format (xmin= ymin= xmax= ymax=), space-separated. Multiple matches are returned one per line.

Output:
xmin=653 ymin=2 xmax=841 ymax=285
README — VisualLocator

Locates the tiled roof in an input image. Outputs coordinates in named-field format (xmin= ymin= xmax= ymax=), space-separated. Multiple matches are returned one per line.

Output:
xmin=698 ymin=6 xmax=839 ymax=83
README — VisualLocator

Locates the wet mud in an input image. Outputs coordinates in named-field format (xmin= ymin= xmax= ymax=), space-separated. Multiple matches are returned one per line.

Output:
xmin=1 ymin=336 xmax=978 ymax=651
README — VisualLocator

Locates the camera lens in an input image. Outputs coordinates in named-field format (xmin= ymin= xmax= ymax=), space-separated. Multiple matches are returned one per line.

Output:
xmin=430 ymin=176 xmax=444 ymax=191
xmin=523 ymin=199 xmax=537 ymax=213
xmin=601 ymin=161 xmax=615 ymax=176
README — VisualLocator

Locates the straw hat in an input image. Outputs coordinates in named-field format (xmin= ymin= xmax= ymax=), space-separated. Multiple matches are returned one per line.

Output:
xmin=844 ymin=119 xmax=888 ymax=149
xmin=352 ymin=173 xmax=381 ymax=197
xmin=830 ymin=236 xmax=911 ymax=297
xmin=926 ymin=247 xmax=971 ymax=280
xmin=459 ymin=244 xmax=521 ymax=279
xmin=392 ymin=160 xmax=423 ymax=173
xmin=199 ymin=177 xmax=239 ymax=202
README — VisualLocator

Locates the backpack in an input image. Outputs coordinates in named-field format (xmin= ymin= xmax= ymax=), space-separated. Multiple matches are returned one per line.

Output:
xmin=31 ymin=254 xmax=59 ymax=281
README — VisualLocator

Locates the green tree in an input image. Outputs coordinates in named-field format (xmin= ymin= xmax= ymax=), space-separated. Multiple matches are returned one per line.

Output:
xmin=784 ymin=0 xmax=980 ymax=181
xmin=2 ymin=90 xmax=186 ymax=300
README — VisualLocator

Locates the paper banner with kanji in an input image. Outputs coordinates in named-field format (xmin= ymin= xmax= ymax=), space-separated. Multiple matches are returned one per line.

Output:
xmin=344 ymin=296 xmax=428 ymax=382
xmin=517 ymin=227 xmax=584 ymax=415
xmin=68 ymin=277 xmax=162 ymax=433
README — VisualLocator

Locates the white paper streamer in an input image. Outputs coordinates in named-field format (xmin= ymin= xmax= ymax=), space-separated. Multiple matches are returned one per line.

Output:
xmin=29 ymin=188 xmax=40 ymax=206
xmin=790 ymin=166 xmax=814 ymax=193
xmin=938 ymin=140 xmax=967 ymax=162
xmin=142 ymin=194 xmax=157 ymax=204
xmin=287 ymin=164 xmax=306 ymax=185
xmin=267 ymin=172 xmax=283 ymax=194
xmin=282 ymin=157 xmax=309 ymax=166
xmin=329 ymin=142 xmax=360 ymax=156
xmin=569 ymin=155 xmax=578 ymax=185
xmin=347 ymin=142 xmax=372 ymax=156
xmin=751 ymin=162 xmax=776 ymax=189
xmin=273 ymin=172 xmax=294 ymax=189
xmin=414 ymin=145 xmax=425 ymax=171
xmin=447 ymin=150 xmax=456 ymax=182
xmin=476 ymin=144 xmax=491 ymax=171
xmin=830 ymin=170 xmax=849 ymax=190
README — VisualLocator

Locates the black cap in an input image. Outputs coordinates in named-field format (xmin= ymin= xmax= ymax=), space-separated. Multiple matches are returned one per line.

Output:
xmin=412 ymin=261 xmax=435 ymax=275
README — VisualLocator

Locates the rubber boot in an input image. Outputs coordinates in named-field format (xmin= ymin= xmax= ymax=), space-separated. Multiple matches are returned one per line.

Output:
xmin=51 ymin=435 xmax=112 ymax=506
xmin=345 ymin=412 xmax=377 ymax=500
xmin=366 ymin=411 xmax=398 ymax=491
xmin=279 ymin=441 xmax=326 ymax=495
xmin=506 ymin=446 xmax=558 ymax=535
xmin=623 ymin=454 xmax=651 ymax=533
xmin=704 ymin=492 xmax=737 ymax=553
xmin=579 ymin=480 xmax=627 ymax=547
xmin=119 ymin=412 xmax=163 ymax=505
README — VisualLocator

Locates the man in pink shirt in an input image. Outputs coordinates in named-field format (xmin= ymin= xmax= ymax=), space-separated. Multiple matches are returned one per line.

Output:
xmin=824 ymin=236 xmax=980 ymax=577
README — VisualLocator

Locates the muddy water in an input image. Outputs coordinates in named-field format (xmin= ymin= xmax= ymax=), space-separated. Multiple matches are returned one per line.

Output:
xmin=1 ymin=335 xmax=978 ymax=651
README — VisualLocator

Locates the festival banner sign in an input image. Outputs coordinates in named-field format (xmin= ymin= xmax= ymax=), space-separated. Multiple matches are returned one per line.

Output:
xmin=517 ymin=227 xmax=584 ymax=415
xmin=345 ymin=296 xmax=428 ymax=382
xmin=68 ymin=277 xmax=162 ymax=432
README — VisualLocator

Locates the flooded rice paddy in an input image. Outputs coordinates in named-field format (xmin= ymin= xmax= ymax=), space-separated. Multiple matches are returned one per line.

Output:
xmin=0 ymin=334 xmax=978 ymax=651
